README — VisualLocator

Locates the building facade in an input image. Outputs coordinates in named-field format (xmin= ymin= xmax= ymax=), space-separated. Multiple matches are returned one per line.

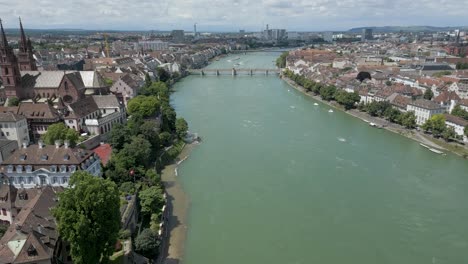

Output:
xmin=1 ymin=141 xmax=101 ymax=188
xmin=0 ymin=113 xmax=30 ymax=147
xmin=407 ymin=99 xmax=446 ymax=125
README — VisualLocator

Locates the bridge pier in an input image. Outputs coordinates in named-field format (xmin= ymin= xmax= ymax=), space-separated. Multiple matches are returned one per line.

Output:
xmin=250 ymin=69 xmax=253 ymax=76
xmin=232 ymin=68 xmax=237 ymax=76
xmin=216 ymin=70 xmax=220 ymax=76
xmin=266 ymin=70 xmax=269 ymax=76
xmin=200 ymin=70 xmax=204 ymax=76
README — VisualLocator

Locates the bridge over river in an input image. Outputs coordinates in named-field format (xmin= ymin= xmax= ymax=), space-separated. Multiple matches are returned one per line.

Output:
xmin=188 ymin=68 xmax=281 ymax=76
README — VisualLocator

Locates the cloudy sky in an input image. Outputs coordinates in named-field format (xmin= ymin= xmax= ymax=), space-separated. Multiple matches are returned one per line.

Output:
xmin=0 ymin=0 xmax=467 ymax=31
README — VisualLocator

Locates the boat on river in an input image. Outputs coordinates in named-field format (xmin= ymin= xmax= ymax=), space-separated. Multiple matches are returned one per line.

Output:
xmin=314 ymin=103 xmax=319 ymax=106
xmin=420 ymin=143 xmax=445 ymax=155
xmin=328 ymin=109 xmax=334 ymax=113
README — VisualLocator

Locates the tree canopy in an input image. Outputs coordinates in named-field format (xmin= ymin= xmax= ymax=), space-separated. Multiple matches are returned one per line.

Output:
xmin=276 ymin=52 xmax=288 ymax=68
xmin=451 ymin=105 xmax=468 ymax=120
xmin=7 ymin=97 xmax=19 ymax=107
xmin=135 ymin=228 xmax=160 ymax=258
xmin=53 ymin=172 xmax=120 ymax=264
xmin=422 ymin=114 xmax=446 ymax=137
xmin=139 ymin=185 xmax=165 ymax=218
xmin=127 ymin=95 xmax=160 ymax=118
xmin=175 ymin=118 xmax=189 ymax=139
xmin=423 ymin=88 xmax=434 ymax=100
xmin=42 ymin=123 xmax=79 ymax=146
xmin=334 ymin=90 xmax=361 ymax=110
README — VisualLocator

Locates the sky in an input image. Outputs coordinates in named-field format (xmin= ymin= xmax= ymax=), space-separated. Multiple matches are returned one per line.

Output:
xmin=0 ymin=0 xmax=467 ymax=31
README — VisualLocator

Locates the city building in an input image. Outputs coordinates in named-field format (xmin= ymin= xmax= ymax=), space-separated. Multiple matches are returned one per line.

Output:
xmin=323 ymin=32 xmax=333 ymax=42
xmin=1 ymin=140 xmax=101 ymax=188
xmin=171 ymin=30 xmax=185 ymax=43
xmin=136 ymin=40 xmax=169 ymax=51
xmin=0 ymin=113 xmax=30 ymax=147
xmin=0 ymin=183 xmax=72 ymax=264
xmin=110 ymin=73 xmax=143 ymax=107
xmin=407 ymin=99 xmax=446 ymax=125
xmin=444 ymin=114 xmax=468 ymax=142
xmin=85 ymin=95 xmax=127 ymax=135
xmin=0 ymin=140 xmax=18 ymax=163
xmin=361 ymin=28 xmax=373 ymax=42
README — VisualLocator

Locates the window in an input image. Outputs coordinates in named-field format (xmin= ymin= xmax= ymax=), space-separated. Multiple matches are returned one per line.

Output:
xmin=7 ymin=165 xmax=13 ymax=173
xmin=60 ymin=165 xmax=67 ymax=172
xmin=63 ymin=177 xmax=69 ymax=184
xmin=1 ymin=208 xmax=6 ymax=216
xmin=69 ymin=165 xmax=76 ymax=173
xmin=52 ymin=177 xmax=57 ymax=184
xmin=18 ymin=177 xmax=24 ymax=184
xmin=50 ymin=166 xmax=57 ymax=172
xmin=26 ymin=165 xmax=32 ymax=172
xmin=16 ymin=165 xmax=23 ymax=173
xmin=28 ymin=177 xmax=34 ymax=184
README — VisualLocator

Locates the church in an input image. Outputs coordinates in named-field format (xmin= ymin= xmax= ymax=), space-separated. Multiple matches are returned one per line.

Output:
xmin=0 ymin=19 xmax=108 ymax=105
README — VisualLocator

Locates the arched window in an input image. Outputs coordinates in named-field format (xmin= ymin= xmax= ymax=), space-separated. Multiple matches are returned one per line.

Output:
xmin=5 ymin=67 xmax=8 ymax=75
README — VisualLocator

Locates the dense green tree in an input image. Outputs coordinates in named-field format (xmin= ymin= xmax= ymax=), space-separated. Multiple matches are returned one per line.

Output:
xmin=144 ymin=73 xmax=152 ymax=88
xmin=384 ymin=107 xmax=402 ymax=123
xmin=109 ymin=123 xmax=132 ymax=151
xmin=104 ymin=78 xmax=113 ymax=87
xmin=127 ymin=96 xmax=160 ymax=118
xmin=451 ymin=105 xmax=468 ymax=120
xmin=399 ymin=111 xmax=417 ymax=129
xmin=175 ymin=118 xmax=189 ymax=139
xmin=156 ymin=67 xmax=171 ymax=83
xmin=335 ymin=90 xmax=361 ymax=110
xmin=7 ymin=97 xmax=19 ymax=106
xmin=42 ymin=123 xmax=79 ymax=146
xmin=139 ymin=185 xmax=165 ymax=217
xmin=276 ymin=52 xmax=288 ymax=68
xmin=159 ymin=132 xmax=172 ymax=147
xmin=139 ymin=120 xmax=161 ymax=150
xmin=140 ymin=81 xmax=169 ymax=99
xmin=423 ymin=88 xmax=434 ymax=100
xmin=366 ymin=101 xmax=391 ymax=117
xmin=134 ymin=228 xmax=160 ymax=258
xmin=319 ymin=85 xmax=336 ymax=101
xmin=161 ymin=104 xmax=177 ymax=133
xmin=119 ymin=181 xmax=135 ymax=194
xmin=53 ymin=172 xmax=120 ymax=264
xmin=385 ymin=80 xmax=392 ymax=86
xmin=442 ymin=126 xmax=456 ymax=141
xmin=422 ymin=114 xmax=446 ymax=137
xmin=118 ymin=136 xmax=152 ymax=168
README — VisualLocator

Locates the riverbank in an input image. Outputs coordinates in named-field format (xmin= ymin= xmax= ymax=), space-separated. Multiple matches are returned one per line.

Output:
xmin=282 ymin=75 xmax=468 ymax=158
xmin=158 ymin=142 xmax=197 ymax=264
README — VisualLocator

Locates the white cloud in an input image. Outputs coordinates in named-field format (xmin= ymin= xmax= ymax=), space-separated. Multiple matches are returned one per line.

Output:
xmin=0 ymin=0 xmax=467 ymax=31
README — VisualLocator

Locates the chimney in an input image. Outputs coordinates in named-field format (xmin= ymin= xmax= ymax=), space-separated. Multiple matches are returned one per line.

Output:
xmin=54 ymin=140 xmax=62 ymax=149
xmin=38 ymin=140 xmax=45 ymax=149
xmin=64 ymin=140 xmax=70 ymax=149
xmin=22 ymin=141 xmax=28 ymax=149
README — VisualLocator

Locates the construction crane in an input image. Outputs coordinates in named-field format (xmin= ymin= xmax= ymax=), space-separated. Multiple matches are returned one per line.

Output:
xmin=103 ymin=33 xmax=110 ymax=58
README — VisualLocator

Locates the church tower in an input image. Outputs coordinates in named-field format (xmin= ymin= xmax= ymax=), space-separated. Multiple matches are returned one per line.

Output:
xmin=0 ymin=19 xmax=23 ymax=98
xmin=17 ymin=18 xmax=37 ymax=71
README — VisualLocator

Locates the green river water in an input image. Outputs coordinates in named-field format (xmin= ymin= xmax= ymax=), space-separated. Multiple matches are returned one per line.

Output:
xmin=172 ymin=52 xmax=468 ymax=264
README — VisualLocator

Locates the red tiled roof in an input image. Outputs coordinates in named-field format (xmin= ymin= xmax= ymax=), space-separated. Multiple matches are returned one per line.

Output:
xmin=434 ymin=91 xmax=461 ymax=103
xmin=93 ymin=144 xmax=112 ymax=166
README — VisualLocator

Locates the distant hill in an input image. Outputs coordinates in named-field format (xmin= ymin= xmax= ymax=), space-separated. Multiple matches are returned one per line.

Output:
xmin=349 ymin=26 xmax=468 ymax=33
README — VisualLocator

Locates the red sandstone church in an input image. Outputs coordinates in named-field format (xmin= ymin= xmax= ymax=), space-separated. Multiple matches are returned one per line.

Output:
xmin=0 ymin=19 xmax=107 ymax=105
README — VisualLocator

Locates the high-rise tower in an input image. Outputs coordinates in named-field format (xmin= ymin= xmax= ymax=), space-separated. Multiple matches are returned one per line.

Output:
xmin=17 ymin=18 xmax=37 ymax=71
xmin=0 ymin=19 xmax=23 ymax=98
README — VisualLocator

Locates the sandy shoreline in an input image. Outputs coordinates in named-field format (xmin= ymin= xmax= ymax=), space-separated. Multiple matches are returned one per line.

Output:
xmin=158 ymin=143 xmax=197 ymax=264
xmin=281 ymin=76 xmax=468 ymax=156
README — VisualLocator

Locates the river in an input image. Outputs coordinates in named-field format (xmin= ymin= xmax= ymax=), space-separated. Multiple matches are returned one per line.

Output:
xmin=171 ymin=52 xmax=468 ymax=264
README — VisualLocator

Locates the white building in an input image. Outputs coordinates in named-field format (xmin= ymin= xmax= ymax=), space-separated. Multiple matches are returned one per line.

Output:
xmin=0 ymin=113 xmax=30 ymax=147
xmin=1 ymin=140 xmax=101 ymax=188
xmin=407 ymin=99 xmax=446 ymax=125
xmin=136 ymin=40 xmax=169 ymax=51
xmin=444 ymin=114 xmax=468 ymax=142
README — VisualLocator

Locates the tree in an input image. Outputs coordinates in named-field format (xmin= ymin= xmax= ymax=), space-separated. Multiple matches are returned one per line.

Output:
xmin=384 ymin=107 xmax=401 ymax=123
xmin=159 ymin=132 xmax=172 ymax=147
xmin=139 ymin=185 xmax=165 ymax=218
xmin=276 ymin=52 xmax=288 ymax=68
xmin=53 ymin=172 xmax=120 ymax=264
xmin=451 ymin=105 xmax=468 ymax=120
xmin=7 ymin=97 xmax=19 ymax=106
xmin=175 ymin=118 xmax=188 ymax=139
xmin=399 ymin=111 xmax=417 ymax=129
xmin=104 ymin=78 xmax=113 ymax=87
xmin=156 ymin=67 xmax=171 ymax=83
xmin=423 ymin=88 xmax=434 ymax=100
xmin=442 ymin=126 xmax=456 ymax=141
xmin=127 ymin=96 xmax=160 ymax=118
xmin=139 ymin=120 xmax=161 ymax=151
xmin=422 ymin=114 xmax=446 ymax=137
xmin=385 ymin=80 xmax=392 ymax=86
xmin=334 ymin=90 xmax=361 ymax=110
xmin=109 ymin=123 xmax=132 ymax=151
xmin=161 ymin=104 xmax=177 ymax=133
xmin=144 ymin=73 xmax=152 ymax=88
xmin=118 ymin=136 xmax=152 ymax=168
xmin=42 ymin=123 xmax=79 ymax=146
xmin=134 ymin=228 xmax=160 ymax=258
xmin=319 ymin=85 xmax=336 ymax=101
xmin=140 ymin=81 xmax=169 ymax=99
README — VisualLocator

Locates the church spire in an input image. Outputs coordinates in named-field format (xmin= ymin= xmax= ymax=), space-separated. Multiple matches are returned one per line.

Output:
xmin=19 ymin=17 xmax=28 ymax=52
xmin=0 ymin=18 xmax=8 ymax=47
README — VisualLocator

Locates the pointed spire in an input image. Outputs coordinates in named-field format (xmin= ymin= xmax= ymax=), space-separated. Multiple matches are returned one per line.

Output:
xmin=0 ymin=18 xmax=8 ymax=47
xmin=19 ymin=17 xmax=27 ymax=51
